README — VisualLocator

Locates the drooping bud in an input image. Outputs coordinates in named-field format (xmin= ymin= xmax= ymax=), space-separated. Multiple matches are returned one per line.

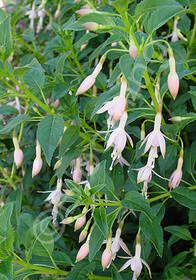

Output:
xmin=76 ymin=54 xmax=106 ymax=95
xmin=13 ymin=131 xmax=23 ymax=169
xmin=76 ymin=234 xmax=91 ymax=262
xmin=102 ymin=234 xmax=112 ymax=271
xmin=54 ymin=158 xmax=62 ymax=170
xmin=55 ymin=3 xmax=61 ymax=19
xmin=32 ymin=141 xmax=42 ymax=178
xmin=169 ymin=149 xmax=183 ymax=189
xmin=167 ymin=48 xmax=179 ymax=100
xmin=74 ymin=206 xmax=88 ymax=231
xmin=73 ymin=157 xmax=82 ymax=183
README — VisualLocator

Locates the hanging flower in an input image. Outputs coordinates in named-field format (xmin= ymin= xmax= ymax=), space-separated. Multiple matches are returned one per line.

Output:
xmin=119 ymin=234 xmax=151 ymax=280
xmin=97 ymin=75 xmax=127 ymax=129
xmin=169 ymin=150 xmax=183 ymax=189
xmin=105 ymin=111 xmax=133 ymax=170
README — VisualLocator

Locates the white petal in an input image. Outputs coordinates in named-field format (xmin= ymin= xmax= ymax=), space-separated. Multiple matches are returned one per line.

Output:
xmin=118 ymin=258 xmax=133 ymax=272
xmin=141 ymin=258 xmax=152 ymax=278
xmin=119 ymin=239 xmax=132 ymax=256
xmin=96 ymin=101 xmax=113 ymax=114
xmin=126 ymin=133 xmax=133 ymax=148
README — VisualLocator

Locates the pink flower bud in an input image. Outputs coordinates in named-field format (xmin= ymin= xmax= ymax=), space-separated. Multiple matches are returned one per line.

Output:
xmin=102 ymin=249 xmax=113 ymax=271
xmin=52 ymin=99 xmax=59 ymax=108
xmin=129 ymin=44 xmax=138 ymax=59
xmin=73 ymin=168 xmax=82 ymax=183
xmin=83 ymin=22 xmax=99 ymax=31
xmin=32 ymin=157 xmax=43 ymax=178
xmin=76 ymin=242 xmax=89 ymax=262
xmin=76 ymin=8 xmax=92 ymax=16
xmin=14 ymin=148 xmax=23 ymax=169
xmin=79 ymin=229 xmax=88 ymax=243
xmin=61 ymin=216 xmax=76 ymax=224
xmin=74 ymin=215 xmax=86 ymax=231
xmin=167 ymin=72 xmax=179 ymax=100
xmin=55 ymin=9 xmax=60 ymax=19
xmin=137 ymin=166 xmax=152 ymax=183
xmin=169 ymin=156 xmax=183 ymax=189
xmin=76 ymin=74 xmax=95 ymax=95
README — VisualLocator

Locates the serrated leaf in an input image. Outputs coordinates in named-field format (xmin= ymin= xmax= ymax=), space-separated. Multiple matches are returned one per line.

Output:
xmin=0 ymin=257 xmax=13 ymax=280
xmin=66 ymin=261 xmax=96 ymax=280
xmin=25 ymin=217 xmax=54 ymax=260
xmin=0 ymin=115 xmax=30 ymax=134
xmin=121 ymin=191 xmax=152 ymax=219
xmin=38 ymin=114 xmax=64 ymax=165
xmin=59 ymin=126 xmax=80 ymax=157
xmin=140 ymin=213 xmax=163 ymax=257
xmin=0 ymin=16 xmax=12 ymax=60
xmin=164 ymin=226 xmax=193 ymax=241
xmin=171 ymin=187 xmax=196 ymax=209
xmin=89 ymin=224 xmax=105 ymax=262
xmin=0 ymin=105 xmax=18 ymax=115
xmin=94 ymin=206 xmax=108 ymax=238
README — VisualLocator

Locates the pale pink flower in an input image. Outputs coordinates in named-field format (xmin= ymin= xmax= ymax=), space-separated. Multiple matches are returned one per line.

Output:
xmin=45 ymin=178 xmax=63 ymax=206
xmin=110 ymin=228 xmax=131 ymax=261
xmin=137 ymin=147 xmax=157 ymax=183
xmin=83 ymin=22 xmax=99 ymax=31
xmin=26 ymin=1 xmax=36 ymax=30
xmin=105 ymin=112 xmax=133 ymax=170
xmin=73 ymin=157 xmax=82 ymax=183
xmin=169 ymin=156 xmax=183 ymax=189
xmin=97 ymin=76 xmax=127 ymax=129
xmin=141 ymin=112 xmax=167 ymax=158
xmin=102 ymin=249 xmax=113 ymax=271
xmin=119 ymin=243 xmax=151 ymax=280
xmin=76 ymin=8 xmax=93 ymax=16
xmin=114 ymin=154 xmax=130 ymax=167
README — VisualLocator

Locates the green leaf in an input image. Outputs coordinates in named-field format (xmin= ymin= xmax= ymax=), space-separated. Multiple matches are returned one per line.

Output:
xmin=0 ymin=16 xmax=12 ymax=60
xmin=111 ymin=0 xmax=129 ymax=13
xmin=14 ymin=57 xmax=44 ymax=78
xmin=0 ymin=105 xmax=18 ymax=115
xmin=137 ymin=0 xmax=184 ymax=34
xmin=25 ymin=217 xmax=54 ymax=260
xmin=59 ymin=126 xmax=80 ymax=157
xmin=64 ymin=179 xmax=85 ymax=196
xmin=0 ymin=115 xmax=30 ymax=134
xmin=140 ymin=213 xmax=163 ymax=257
xmin=121 ymin=191 xmax=152 ymax=219
xmin=18 ymin=213 xmax=35 ymax=245
xmin=171 ymin=187 xmax=196 ymax=209
xmin=164 ymin=226 xmax=192 ymax=241
xmin=55 ymin=51 xmax=71 ymax=77
xmin=89 ymin=224 xmax=105 ymax=262
xmin=94 ymin=206 xmax=108 ymax=238
xmin=0 ymin=257 xmax=13 ymax=280
xmin=89 ymin=160 xmax=106 ymax=188
xmin=0 ymin=203 xmax=14 ymax=252
xmin=38 ymin=114 xmax=64 ymax=165
xmin=24 ymin=68 xmax=45 ymax=90
xmin=6 ymin=189 xmax=22 ymax=226
xmin=65 ymin=261 xmax=96 ymax=280
xmin=56 ymin=147 xmax=82 ymax=178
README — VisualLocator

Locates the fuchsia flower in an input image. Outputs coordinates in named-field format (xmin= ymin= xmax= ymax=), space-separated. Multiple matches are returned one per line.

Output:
xmin=97 ymin=76 xmax=127 ymax=129
xmin=73 ymin=157 xmax=82 ymax=183
xmin=129 ymin=44 xmax=138 ymax=59
xmin=169 ymin=154 xmax=183 ymax=189
xmin=102 ymin=236 xmax=113 ymax=271
xmin=105 ymin=111 xmax=133 ymax=170
xmin=45 ymin=178 xmax=63 ymax=207
xmin=119 ymin=238 xmax=151 ymax=280
xmin=74 ymin=206 xmax=88 ymax=231
xmin=141 ymin=112 xmax=167 ymax=158
xmin=137 ymin=147 xmax=157 ymax=183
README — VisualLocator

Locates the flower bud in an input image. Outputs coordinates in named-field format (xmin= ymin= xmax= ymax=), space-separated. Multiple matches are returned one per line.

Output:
xmin=79 ymin=228 xmax=88 ymax=243
xmin=169 ymin=116 xmax=183 ymax=122
xmin=102 ymin=249 xmax=112 ymax=271
xmin=167 ymin=72 xmax=179 ymax=100
xmin=54 ymin=158 xmax=62 ymax=170
xmin=83 ymin=22 xmax=99 ymax=31
xmin=61 ymin=216 xmax=76 ymax=225
xmin=129 ymin=44 xmax=138 ymax=59
xmin=169 ymin=155 xmax=183 ymax=189
xmin=76 ymin=8 xmax=93 ymax=16
xmin=14 ymin=148 xmax=23 ymax=169
xmin=76 ymin=242 xmax=89 ymax=262
xmin=32 ymin=157 xmax=43 ymax=178
xmin=74 ymin=206 xmax=88 ymax=231
xmin=74 ymin=215 xmax=86 ymax=231
xmin=76 ymin=75 xmax=95 ymax=95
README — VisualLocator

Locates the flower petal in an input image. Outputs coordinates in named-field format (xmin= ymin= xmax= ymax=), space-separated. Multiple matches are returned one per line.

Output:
xmin=119 ymin=239 xmax=132 ymax=256
xmin=96 ymin=101 xmax=113 ymax=114
xmin=118 ymin=258 xmax=133 ymax=272
xmin=141 ymin=258 xmax=152 ymax=278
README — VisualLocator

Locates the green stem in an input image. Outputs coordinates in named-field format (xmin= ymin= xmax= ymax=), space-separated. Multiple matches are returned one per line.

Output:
xmin=0 ymin=166 xmax=17 ymax=190
xmin=143 ymin=69 xmax=157 ymax=111
xmin=5 ymin=72 xmax=53 ymax=115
